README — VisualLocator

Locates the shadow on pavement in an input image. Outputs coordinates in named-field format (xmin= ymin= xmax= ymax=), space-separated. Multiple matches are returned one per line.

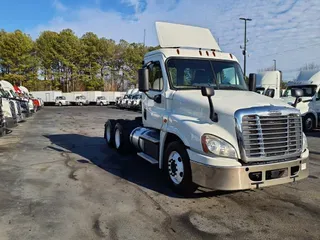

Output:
xmin=44 ymin=134 xmax=237 ymax=199
xmin=306 ymin=130 xmax=320 ymax=138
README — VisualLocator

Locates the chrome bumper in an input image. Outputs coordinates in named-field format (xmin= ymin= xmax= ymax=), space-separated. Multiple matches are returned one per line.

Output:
xmin=190 ymin=151 xmax=309 ymax=191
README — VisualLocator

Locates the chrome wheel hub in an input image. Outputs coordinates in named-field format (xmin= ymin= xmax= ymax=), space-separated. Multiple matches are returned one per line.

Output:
xmin=168 ymin=151 xmax=184 ymax=185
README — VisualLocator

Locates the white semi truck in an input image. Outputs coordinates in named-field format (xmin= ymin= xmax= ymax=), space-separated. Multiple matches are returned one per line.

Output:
xmin=282 ymin=70 xmax=320 ymax=131
xmin=256 ymin=71 xmax=282 ymax=99
xmin=104 ymin=22 xmax=309 ymax=195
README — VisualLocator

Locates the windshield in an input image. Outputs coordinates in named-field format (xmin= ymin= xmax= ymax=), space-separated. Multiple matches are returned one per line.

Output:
xmin=59 ymin=96 xmax=66 ymax=100
xmin=283 ymin=85 xmax=317 ymax=97
xmin=133 ymin=95 xmax=141 ymax=99
xmin=97 ymin=96 xmax=105 ymax=100
xmin=0 ymin=89 xmax=9 ymax=98
xmin=167 ymin=59 xmax=247 ymax=90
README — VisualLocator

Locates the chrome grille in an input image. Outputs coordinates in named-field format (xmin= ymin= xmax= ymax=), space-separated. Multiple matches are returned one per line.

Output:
xmin=242 ymin=114 xmax=302 ymax=159
xmin=235 ymin=106 xmax=303 ymax=163
xmin=9 ymin=101 xmax=17 ymax=120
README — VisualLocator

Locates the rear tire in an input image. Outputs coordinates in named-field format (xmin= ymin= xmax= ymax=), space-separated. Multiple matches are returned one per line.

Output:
xmin=105 ymin=120 xmax=117 ymax=147
xmin=114 ymin=120 xmax=140 ymax=154
xmin=303 ymin=114 xmax=315 ymax=132
xmin=164 ymin=141 xmax=198 ymax=196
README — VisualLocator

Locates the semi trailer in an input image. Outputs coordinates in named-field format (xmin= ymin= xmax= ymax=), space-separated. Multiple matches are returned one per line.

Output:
xmin=106 ymin=22 xmax=307 ymax=194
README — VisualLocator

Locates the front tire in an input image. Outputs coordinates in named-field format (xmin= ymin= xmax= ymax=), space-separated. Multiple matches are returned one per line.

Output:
xmin=164 ymin=141 xmax=198 ymax=196
xmin=79 ymin=102 xmax=83 ymax=106
xmin=100 ymin=102 xmax=103 ymax=106
xmin=303 ymin=114 xmax=315 ymax=132
xmin=58 ymin=102 xmax=62 ymax=107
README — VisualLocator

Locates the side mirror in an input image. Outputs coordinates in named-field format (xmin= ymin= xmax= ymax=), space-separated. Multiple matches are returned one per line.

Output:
xmin=201 ymin=86 xmax=215 ymax=97
xmin=201 ymin=87 xmax=217 ymax=122
xmin=292 ymin=88 xmax=304 ymax=107
xmin=138 ymin=68 xmax=149 ymax=92
xmin=248 ymin=73 xmax=256 ymax=92
xmin=265 ymin=89 xmax=275 ymax=98
xmin=291 ymin=88 xmax=303 ymax=98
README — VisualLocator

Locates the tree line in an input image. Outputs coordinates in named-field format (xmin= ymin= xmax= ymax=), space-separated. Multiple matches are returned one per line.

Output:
xmin=0 ymin=29 xmax=158 ymax=91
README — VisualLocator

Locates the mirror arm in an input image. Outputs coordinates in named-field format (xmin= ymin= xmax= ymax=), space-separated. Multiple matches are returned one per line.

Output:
xmin=207 ymin=96 xmax=218 ymax=122
xmin=144 ymin=92 xmax=154 ymax=100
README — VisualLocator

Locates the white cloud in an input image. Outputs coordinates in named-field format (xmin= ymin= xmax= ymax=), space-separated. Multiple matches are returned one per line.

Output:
xmin=52 ymin=0 xmax=67 ymax=12
xmin=121 ymin=0 xmax=144 ymax=13
xmin=30 ymin=0 xmax=320 ymax=80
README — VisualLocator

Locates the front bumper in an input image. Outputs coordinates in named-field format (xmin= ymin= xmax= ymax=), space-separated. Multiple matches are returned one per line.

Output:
xmin=190 ymin=149 xmax=309 ymax=191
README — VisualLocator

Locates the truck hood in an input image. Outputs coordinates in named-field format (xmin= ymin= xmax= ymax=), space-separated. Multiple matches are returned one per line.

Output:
xmin=172 ymin=90 xmax=293 ymax=118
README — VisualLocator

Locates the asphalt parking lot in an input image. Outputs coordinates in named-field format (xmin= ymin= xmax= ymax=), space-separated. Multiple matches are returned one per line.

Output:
xmin=0 ymin=106 xmax=319 ymax=240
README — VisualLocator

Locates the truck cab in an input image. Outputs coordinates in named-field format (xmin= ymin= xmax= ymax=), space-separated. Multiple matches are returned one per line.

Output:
xmin=75 ymin=95 xmax=88 ymax=106
xmin=96 ymin=96 xmax=109 ymax=106
xmin=55 ymin=96 xmax=69 ymax=106
xmin=0 ymin=80 xmax=24 ymax=123
xmin=255 ymin=71 xmax=282 ymax=98
xmin=281 ymin=70 xmax=320 ymax=131
xmin=105 ymin=22 xmax=309 ymax=195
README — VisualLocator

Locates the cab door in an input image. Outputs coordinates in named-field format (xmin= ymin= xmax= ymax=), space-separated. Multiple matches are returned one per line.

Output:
xmin=143 ymin=60 xmax=166 ymax=130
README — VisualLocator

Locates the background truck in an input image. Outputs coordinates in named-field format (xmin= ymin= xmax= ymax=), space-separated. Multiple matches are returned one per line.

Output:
xmin=255 ymin=71 xmax=282 ymax=98
xmin=31 ymin=91 xmax=63 ymax=105
xmin=0 ymin=80 xmax=24 ymax=123
xmin=281 ymin=70 xmax=320 ymax=131
xmin=55 ymin=96 xmax=69 ymax=106
xmin=104 ymin=22 xmax=309 ymax=195
xmin=96 ymin=96 xmax=109 ymax=106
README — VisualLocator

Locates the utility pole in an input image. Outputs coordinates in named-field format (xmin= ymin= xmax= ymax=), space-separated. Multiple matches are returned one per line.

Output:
xmin=143 ymin=29 xmax=146 ymax=46
xmin=239 ymin=17 xmax=252 ymax=78
xmin=273 ymin=59 xmax=277 ymax=70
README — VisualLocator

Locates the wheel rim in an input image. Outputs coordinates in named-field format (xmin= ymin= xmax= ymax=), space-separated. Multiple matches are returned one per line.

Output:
xmin=106 ymin=124 xmax=111 ymax=142
xmin=168 ymin=151 xmax=184 ymax=185
xmin=115 ymin=128 xmax=121 ymax=149
xmin=306 ymin=117 xmax=313 ymax=130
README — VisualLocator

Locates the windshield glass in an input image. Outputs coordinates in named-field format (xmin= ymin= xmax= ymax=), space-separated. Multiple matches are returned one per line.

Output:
xmin=10 ymin=90 xmax=17 ymax=98
xmin=133 ymin=95 xmax=141 ymax=99
xmin=59 ymin=96 xmax=66 ymax=100
xmin=0 ymin=89 xmax=9 ymax=98
xmin=256 ymin=87 xmax=265 ymax=95
xmin=283 ymin=85 xmax=317 ymax=97
xmin=167 ymin=59 xmax=247 ymax=90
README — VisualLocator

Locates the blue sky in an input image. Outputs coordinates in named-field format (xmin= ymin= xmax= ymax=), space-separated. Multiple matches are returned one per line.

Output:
xmin=1 ymin=0 xmax=319 ymax=80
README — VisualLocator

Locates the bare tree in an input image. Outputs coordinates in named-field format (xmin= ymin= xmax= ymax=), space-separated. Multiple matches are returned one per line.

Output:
xmin=257 ymin=66 xmax=274 ymax=72
xmin=299 ymin=62 xmax=320 ymax=71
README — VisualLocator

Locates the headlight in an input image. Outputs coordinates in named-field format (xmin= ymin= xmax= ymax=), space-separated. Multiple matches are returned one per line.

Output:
xmin=201 ymin=134 xmax=237 ymax=159
xmin=302 ymin=132 xmax=308 ymax=152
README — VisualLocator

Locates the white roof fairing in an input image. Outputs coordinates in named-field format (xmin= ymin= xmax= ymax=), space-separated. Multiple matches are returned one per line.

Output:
xmin=155 ymin=22 xmax=221 ymax=51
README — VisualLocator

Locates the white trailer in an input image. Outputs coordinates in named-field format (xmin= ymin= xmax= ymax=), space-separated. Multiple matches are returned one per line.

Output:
xmin=31 ymin=91 xmax=63 ymax=104
xmin=104 ymin=22 xmax=309 ymax=195
xmin=255 ymin=71 xmax=282 ymax=99
xmin=281 ymin=70 xmax=320 ymax=131
xmin=101 ymin=91 xmax=126 ymax=104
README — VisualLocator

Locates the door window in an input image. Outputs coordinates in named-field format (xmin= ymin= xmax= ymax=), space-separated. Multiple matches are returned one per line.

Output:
xmin=149 ymin=62 xmax=163 ymax=91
